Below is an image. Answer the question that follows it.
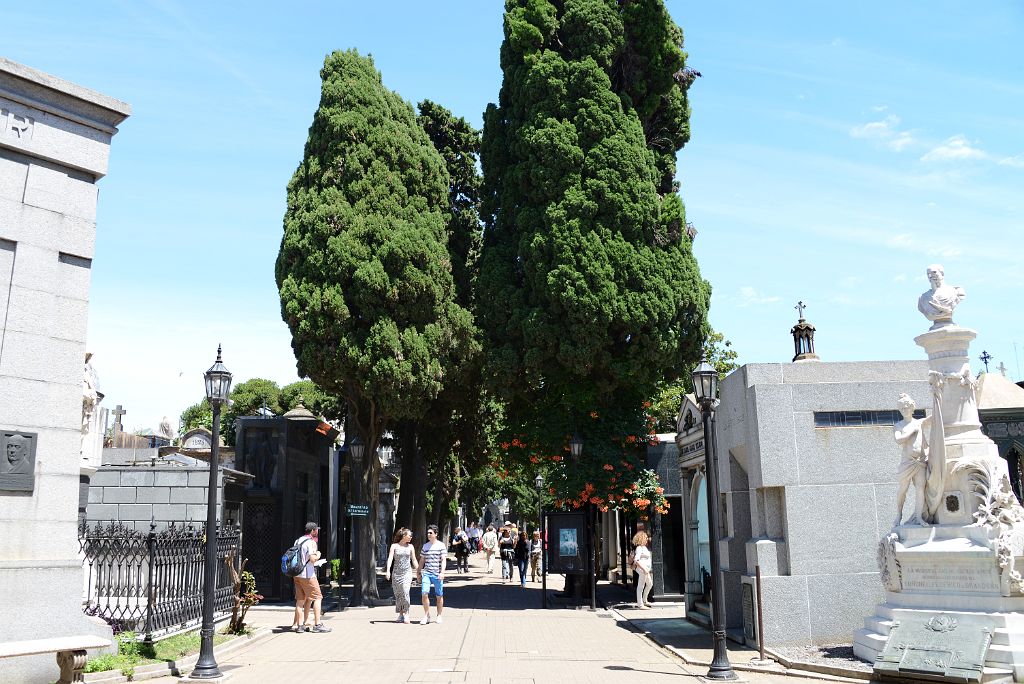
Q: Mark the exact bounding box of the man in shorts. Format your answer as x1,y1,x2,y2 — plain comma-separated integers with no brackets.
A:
418,525,447,624
291,522,331,633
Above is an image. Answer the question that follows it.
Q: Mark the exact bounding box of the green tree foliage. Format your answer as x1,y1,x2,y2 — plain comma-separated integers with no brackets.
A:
648,329,739,432
222,378,282,444
408,100,489,536
478,0,709,473
180,400,212,433
281,379,346,423
275,50,475,597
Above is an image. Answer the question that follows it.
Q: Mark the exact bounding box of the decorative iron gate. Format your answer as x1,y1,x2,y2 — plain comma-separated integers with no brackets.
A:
79,521,239,641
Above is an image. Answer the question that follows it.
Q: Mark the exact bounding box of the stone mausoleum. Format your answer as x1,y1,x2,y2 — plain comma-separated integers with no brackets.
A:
712,360,931,647
0,58,130,683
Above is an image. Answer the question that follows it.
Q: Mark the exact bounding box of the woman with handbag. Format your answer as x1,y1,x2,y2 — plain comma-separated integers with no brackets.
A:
631,531,654,609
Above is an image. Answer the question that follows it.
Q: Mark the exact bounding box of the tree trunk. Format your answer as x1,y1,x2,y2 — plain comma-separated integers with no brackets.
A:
412,438,427,559
393,420,417,539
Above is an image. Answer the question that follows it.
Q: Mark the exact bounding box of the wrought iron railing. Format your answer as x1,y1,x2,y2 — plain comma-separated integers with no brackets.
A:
79,520,240,641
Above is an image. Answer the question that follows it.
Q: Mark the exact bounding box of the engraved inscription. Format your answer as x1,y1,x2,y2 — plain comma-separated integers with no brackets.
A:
901,561,999,593
1,108,34,141
946,494,961,512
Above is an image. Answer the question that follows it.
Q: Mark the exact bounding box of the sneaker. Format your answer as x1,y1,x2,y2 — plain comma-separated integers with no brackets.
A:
397,614,405,623
312,623,332,633
435,615,443,624
291,625,303,633
419,615,430,625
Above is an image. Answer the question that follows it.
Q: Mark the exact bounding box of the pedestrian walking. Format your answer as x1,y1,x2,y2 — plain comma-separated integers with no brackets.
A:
385,527,419,623
514,531,529,588
289,522,331,633
631,531,654,609
498,527,515,582
468,522,482,553
450,526,469,573
418,525,447,624
481,524,498,573
529,530,543,582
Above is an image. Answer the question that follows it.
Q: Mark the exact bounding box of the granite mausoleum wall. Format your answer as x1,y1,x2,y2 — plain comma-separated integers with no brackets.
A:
714,360,931,646
0,57,130,684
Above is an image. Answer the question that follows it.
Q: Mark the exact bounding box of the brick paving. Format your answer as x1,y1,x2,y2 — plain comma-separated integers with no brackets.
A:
146,553,843,684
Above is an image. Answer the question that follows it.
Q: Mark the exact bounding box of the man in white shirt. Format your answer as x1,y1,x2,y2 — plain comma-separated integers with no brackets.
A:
291,522,332,633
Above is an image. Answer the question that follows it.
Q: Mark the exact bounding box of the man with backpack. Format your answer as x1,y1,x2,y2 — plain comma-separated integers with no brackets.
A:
288,522,331,633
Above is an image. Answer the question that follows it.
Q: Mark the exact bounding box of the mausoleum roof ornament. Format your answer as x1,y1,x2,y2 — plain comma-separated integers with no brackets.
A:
791,300,819,362
284,401,317,420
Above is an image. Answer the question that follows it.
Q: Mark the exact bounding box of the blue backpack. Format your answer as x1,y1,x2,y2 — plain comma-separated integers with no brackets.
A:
281,538,309,577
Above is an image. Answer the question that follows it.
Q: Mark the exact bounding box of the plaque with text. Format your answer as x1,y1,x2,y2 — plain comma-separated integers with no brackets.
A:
0,431,37,492
346,504,370,517
874,614,990,683
742,582,756,642
546,512,586,575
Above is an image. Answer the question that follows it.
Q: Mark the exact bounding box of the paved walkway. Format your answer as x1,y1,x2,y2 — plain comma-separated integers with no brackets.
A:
152,553,842,684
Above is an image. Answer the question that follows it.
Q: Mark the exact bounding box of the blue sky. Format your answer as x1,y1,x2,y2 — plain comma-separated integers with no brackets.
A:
4,1,1021,432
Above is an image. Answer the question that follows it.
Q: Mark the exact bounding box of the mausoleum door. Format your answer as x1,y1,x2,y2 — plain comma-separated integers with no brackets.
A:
694,480,710,578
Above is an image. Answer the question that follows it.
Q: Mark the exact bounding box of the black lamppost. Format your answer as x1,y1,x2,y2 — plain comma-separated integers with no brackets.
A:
567,434,596,610
534,473,544,528
191,345,232,680
692,359,737,680
348,434,365,608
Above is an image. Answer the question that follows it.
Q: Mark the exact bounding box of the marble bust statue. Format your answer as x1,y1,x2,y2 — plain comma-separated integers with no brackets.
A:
917,264,965,329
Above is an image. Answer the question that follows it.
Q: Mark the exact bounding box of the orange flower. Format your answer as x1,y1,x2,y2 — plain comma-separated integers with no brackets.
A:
551,455,562,462
603,464,614,471
511,438,521,447
529,456,540,464
500,442,510,450
625,435,636,443
655,487,664,494
590,411,599,419
642,400,651,409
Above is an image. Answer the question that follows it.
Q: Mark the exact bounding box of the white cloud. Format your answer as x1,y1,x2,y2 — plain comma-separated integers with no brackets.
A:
871,105,889,113
737,286,781,307
920,135,987,162
998,155,1024,168
850,115,900,140
850,115,916,152
893,274,908,283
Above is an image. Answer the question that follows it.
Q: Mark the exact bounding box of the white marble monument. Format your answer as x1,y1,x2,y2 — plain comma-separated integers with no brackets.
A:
854,265,1024,681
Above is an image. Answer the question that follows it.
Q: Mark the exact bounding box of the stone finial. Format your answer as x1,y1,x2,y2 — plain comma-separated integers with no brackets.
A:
791,301,819,362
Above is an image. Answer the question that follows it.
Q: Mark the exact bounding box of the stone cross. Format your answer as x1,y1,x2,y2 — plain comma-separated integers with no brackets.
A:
795,300,807,320
998,361,1009,378
111,405,126,439
980,350,993,373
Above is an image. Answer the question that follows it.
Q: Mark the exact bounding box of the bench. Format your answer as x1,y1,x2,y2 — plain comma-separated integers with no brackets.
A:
0,635,111,683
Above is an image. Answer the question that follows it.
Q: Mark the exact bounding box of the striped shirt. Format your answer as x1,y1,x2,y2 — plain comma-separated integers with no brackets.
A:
421,541,446,575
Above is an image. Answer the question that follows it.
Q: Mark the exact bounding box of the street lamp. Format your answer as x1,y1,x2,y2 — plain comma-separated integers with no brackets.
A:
692,358,737,680
191,345,232,680
348,435,365,608
568,433,596,611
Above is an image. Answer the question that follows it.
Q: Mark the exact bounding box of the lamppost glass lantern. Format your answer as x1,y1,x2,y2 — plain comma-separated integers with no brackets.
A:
691,359,717,407
204,345,233,406
569,433,583,462
534,473,544,490
349,435,365,466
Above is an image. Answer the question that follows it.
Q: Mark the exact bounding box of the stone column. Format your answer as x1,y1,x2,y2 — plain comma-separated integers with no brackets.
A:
0,58,129,684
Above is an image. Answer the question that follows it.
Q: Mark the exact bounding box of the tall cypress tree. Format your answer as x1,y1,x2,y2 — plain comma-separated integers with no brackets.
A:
276,50,473,598
478,0,709,460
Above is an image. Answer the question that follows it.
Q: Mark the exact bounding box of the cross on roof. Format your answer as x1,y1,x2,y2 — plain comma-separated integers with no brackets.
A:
980,350,994,373
795,300,807,320
997,361,1009,377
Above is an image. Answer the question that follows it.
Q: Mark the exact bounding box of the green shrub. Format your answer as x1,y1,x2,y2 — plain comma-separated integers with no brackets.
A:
330,558,341,582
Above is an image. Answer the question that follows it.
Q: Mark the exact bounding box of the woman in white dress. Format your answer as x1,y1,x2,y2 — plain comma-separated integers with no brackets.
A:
385,527,419,623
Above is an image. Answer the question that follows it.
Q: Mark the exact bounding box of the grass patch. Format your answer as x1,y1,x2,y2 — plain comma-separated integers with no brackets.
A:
84,629,238,678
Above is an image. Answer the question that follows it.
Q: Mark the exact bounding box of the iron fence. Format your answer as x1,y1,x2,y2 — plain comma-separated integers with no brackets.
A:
79,520,240,641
